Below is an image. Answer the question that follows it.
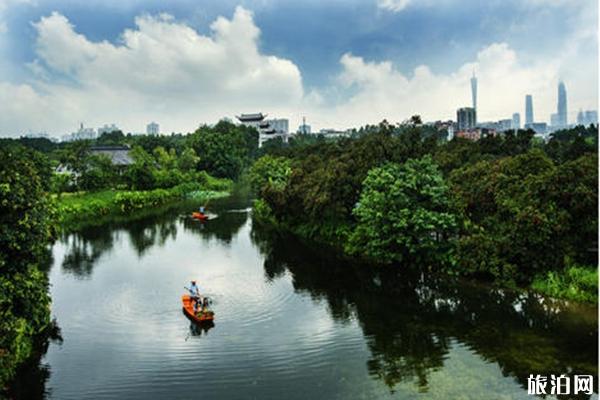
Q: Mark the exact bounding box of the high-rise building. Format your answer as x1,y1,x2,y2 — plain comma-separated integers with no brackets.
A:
512,113,520,130
557,81,567,128
577,110,585,125
529,122,548,136
298,116,311,134
498,119,512,132
146,122,159,135
525,95,534,127
297,124,311,134
457,107,476,131
264,119,289,134
98,123,119,135
578,110,598,126
585,110,598,125
470,72,477,116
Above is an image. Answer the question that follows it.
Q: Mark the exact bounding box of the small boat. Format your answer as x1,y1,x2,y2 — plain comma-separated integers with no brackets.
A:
181,295,215,322
192,212,209,221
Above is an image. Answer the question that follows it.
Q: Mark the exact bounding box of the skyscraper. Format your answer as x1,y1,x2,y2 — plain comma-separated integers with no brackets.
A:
457,107,476,131
512,113,520,130
525,95,533,126
470,72,477,116
557,81,567,128
146,122,159,135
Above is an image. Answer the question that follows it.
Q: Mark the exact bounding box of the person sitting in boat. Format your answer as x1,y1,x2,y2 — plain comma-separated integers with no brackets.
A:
188,280,202,312
198,206,205,215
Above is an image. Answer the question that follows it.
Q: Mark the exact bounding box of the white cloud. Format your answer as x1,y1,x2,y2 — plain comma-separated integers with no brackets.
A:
0,3,596,136
304,39,596,129
377,0,412,12
0,6,304,136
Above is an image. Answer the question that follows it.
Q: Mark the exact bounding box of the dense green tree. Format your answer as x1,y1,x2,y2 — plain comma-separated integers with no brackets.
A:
451,150,597,282
252,123,597,286
125,146,157,190
0,145,54,386
96,130,125,145
177,148,200,173
347,156,457,264
79,154,117,191
249,155,292,194
187,122,258,179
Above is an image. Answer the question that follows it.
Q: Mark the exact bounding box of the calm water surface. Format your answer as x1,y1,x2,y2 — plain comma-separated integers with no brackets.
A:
13,194,598,399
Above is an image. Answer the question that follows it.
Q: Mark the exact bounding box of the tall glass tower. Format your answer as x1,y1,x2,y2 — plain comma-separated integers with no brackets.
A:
525,95,534,126
470,72,477,118
557,81,567,127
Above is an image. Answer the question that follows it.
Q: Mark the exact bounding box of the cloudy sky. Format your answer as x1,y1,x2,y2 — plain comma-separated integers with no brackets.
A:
0,0,596,136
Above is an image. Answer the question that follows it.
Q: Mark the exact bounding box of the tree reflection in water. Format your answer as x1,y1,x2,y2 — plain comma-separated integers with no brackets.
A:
60,199,248,279
181,209,248,245
6,321,62,399
250,223,598,397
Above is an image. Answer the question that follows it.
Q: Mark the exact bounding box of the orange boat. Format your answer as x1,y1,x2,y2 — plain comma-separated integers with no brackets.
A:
181,295,215,322
192,212,209,221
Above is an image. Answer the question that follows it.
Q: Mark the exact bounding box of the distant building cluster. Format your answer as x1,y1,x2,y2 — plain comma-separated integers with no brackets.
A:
61,123,98,142
576,110,598,127
453,75,597,141
28,73,597,146
98,124,119,135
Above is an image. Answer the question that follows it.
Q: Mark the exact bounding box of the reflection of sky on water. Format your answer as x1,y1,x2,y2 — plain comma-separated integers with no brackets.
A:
31,196,598,400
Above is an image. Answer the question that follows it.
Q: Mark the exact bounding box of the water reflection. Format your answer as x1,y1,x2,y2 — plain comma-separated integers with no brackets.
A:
6,321,62,399
186,320,215,337
181,210,248,244
60,200,248,278
250,223,598,397
11,193,597,399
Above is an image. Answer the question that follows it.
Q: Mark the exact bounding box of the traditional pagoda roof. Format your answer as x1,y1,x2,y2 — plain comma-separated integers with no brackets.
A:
237,113,267,122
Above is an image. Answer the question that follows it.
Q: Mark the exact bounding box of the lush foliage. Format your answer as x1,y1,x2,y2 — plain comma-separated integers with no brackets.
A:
451,150,597,282
56,182,231,229
0,120,258,195
531,265,598,303
347,157,457,265
251,122,598,299
0,145,54,386
187,120,258,180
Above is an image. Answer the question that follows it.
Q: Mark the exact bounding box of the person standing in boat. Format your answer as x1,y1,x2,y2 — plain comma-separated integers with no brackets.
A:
188,280,202,312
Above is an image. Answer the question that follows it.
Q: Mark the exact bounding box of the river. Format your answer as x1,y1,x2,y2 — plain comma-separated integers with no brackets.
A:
11,193,598,399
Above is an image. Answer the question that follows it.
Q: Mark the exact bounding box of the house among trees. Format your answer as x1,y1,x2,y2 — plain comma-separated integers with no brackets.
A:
90,145,133,166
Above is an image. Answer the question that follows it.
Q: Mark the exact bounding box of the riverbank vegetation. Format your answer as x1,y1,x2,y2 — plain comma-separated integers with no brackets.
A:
531,265,598,303
0,121,257,389
0,146,55,388
56,183,230,229
250,122,598,301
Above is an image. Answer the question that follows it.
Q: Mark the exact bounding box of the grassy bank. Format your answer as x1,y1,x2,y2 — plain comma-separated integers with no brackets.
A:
531,265,598,303
57,180,231,230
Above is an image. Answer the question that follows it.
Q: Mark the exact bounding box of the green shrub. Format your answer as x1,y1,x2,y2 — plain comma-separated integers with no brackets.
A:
531,265,598,302
56,178,231,229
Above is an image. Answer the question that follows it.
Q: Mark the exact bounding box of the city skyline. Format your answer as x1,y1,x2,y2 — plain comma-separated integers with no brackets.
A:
0,0,597,137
